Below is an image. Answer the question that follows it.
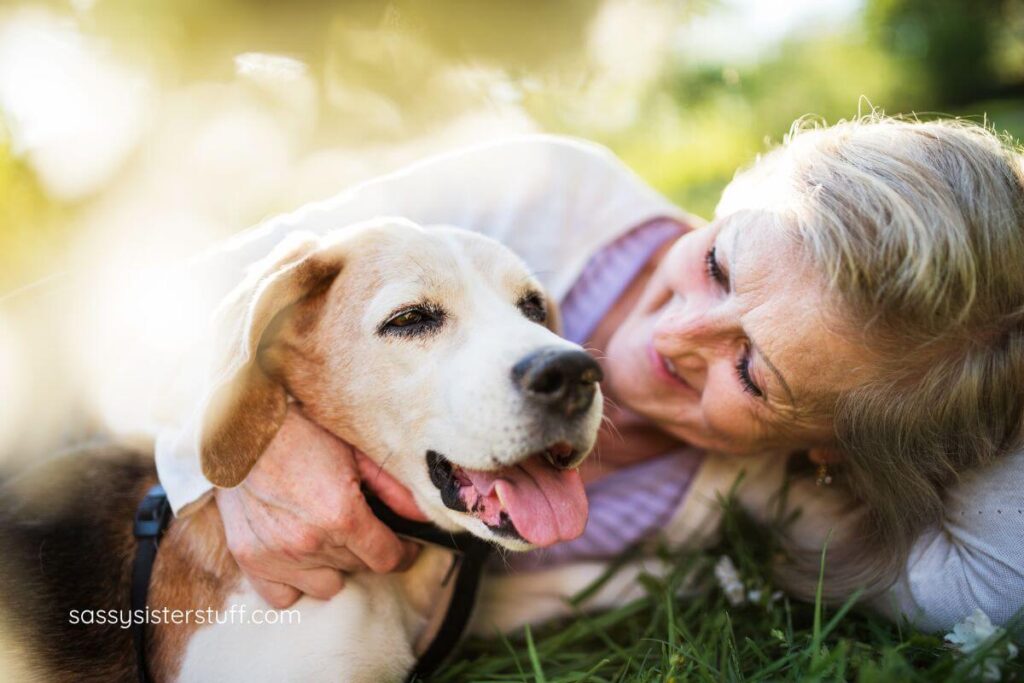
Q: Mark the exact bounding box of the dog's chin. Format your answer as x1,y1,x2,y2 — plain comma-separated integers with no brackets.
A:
464,521,537,552
427,508,538,551
424,446,589,550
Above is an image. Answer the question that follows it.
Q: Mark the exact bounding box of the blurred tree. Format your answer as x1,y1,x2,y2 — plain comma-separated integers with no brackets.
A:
866,0,1024,105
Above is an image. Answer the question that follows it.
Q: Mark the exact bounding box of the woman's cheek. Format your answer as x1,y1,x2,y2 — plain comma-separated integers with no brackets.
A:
664,249,703,292
603,324,650,398
698,379,759,453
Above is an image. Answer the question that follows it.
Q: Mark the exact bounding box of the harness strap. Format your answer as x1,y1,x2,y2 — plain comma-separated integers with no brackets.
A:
363,495,493,680
130,484,172,683
130,486,491,683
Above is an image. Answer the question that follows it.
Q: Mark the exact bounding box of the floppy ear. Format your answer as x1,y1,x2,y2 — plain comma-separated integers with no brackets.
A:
198,232,343,487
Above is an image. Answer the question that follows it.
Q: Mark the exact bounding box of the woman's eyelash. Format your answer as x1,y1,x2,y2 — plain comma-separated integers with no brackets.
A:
705,245,757,397
735,354,763,398
705,246,726,286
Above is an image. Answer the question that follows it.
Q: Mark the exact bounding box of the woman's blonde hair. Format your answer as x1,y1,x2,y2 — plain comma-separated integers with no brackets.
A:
718,114,1024,601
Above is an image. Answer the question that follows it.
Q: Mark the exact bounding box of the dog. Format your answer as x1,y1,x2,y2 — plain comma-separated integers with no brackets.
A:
0,218,604,682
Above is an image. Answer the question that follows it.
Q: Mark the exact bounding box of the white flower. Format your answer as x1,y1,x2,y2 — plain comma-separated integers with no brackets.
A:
945,609,1019,682
714,556,746,606
946,609,999,654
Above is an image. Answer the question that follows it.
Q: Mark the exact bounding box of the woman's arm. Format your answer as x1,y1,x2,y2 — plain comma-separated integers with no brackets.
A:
871,449,1024,632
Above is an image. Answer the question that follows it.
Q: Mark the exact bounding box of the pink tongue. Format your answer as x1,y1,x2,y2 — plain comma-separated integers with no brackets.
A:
463,457,588,547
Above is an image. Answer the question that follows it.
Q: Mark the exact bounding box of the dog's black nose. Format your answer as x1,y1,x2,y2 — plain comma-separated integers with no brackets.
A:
512,347,603,418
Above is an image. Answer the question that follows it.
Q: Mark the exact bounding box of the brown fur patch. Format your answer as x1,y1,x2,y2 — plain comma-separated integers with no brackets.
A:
0,448,158,682
201,369,288,487
147,501,239,681
0,446,241,682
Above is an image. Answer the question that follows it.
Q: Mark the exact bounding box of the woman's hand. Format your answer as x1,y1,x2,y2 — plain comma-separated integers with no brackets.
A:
214,405,427,608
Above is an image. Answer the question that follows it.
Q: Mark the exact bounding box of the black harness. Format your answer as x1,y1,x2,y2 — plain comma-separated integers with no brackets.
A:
130,484,492,683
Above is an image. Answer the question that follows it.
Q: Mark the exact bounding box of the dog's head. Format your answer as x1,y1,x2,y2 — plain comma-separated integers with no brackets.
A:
198,218,603,550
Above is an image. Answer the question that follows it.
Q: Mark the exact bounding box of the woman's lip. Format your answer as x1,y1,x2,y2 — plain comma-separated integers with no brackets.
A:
647,343,697,394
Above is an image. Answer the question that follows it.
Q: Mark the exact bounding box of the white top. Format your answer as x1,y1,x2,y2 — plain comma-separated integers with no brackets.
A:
152,135,1024,632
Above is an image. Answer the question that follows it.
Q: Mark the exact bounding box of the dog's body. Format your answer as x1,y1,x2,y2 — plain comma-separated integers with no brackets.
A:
0,219,607,682
0,448,462,682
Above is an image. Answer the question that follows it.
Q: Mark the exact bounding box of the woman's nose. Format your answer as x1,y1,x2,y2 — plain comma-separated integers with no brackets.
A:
653,295,737,350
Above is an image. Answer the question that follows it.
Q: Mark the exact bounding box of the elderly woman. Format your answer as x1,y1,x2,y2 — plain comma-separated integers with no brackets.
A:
155,116,1024,633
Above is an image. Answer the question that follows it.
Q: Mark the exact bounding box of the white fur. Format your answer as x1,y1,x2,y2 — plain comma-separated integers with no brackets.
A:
179,548,454,682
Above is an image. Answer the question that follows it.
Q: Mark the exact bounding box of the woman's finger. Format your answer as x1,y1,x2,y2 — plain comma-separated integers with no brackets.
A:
341,497,418,573
275,566,345,601
315,545,372,574
248,576,302,609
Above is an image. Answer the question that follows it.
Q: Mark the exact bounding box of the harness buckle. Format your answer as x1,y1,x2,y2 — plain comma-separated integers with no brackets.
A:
133,484,171,540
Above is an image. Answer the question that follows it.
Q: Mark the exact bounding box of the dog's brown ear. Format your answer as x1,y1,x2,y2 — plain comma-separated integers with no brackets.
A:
198,232,342,487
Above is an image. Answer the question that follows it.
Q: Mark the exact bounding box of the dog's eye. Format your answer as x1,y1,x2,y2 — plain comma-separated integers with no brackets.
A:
378,305,445,337
389,310,426,327
517,292,547,324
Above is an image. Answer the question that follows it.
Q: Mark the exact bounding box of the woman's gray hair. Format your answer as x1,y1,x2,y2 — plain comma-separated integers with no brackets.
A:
718,115,1024,601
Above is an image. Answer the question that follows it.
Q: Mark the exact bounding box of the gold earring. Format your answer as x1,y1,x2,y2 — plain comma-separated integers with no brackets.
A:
816,462,833,487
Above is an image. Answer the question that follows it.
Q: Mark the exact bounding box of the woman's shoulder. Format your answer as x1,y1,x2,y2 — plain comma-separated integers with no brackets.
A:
908,448,1023,569
369,133,632,191
945,448,1024,519
881,448,1024,631
431,133,625,167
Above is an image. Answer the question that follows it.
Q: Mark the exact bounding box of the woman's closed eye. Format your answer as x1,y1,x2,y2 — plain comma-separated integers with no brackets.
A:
735,352,763,398
705,246,727,288
705,245,765,399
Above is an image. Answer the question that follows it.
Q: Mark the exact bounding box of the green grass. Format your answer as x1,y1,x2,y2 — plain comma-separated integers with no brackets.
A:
428,504,1023,682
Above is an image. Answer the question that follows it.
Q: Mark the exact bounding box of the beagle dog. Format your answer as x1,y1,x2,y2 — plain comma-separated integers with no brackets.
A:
0,218,604,682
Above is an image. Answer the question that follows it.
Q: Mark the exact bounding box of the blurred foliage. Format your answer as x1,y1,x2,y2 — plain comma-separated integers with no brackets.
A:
2,0,1024,291
866,0,1024,106
85,0,602,73
589,31,915,218
0,124,64,294
583,0,1024,218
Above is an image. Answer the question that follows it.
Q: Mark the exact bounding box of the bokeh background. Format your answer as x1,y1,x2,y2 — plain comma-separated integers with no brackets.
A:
1,0,1023,462
2,3,1023,678
3,0,1024,294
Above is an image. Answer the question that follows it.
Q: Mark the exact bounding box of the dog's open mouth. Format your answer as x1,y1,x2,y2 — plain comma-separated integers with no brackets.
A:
426,445,588,547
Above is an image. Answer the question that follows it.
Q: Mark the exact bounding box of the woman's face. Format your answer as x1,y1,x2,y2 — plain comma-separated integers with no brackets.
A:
604,213,869,456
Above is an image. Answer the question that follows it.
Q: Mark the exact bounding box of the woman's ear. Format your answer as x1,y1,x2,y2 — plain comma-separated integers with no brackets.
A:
807,446,843,465
198,232,343,488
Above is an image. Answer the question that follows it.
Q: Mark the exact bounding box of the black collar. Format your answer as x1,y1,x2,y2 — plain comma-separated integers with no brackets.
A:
131,484,491,683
